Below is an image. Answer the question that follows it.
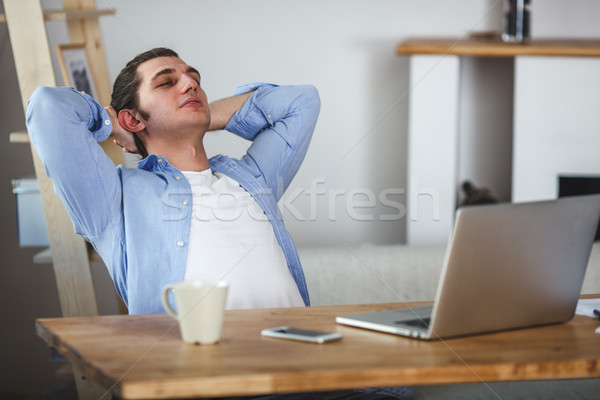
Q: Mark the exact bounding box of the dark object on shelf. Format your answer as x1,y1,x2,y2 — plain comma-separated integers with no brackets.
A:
502,0,531,43
461,181,499,206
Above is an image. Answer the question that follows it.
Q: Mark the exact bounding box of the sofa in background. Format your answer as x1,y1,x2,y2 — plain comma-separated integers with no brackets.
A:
299,242,600,306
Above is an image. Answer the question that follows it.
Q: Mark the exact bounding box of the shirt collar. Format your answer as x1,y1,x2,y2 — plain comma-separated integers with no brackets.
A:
138,154,168,171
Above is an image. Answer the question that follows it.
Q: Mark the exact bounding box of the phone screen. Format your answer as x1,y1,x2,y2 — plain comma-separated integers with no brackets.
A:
273,327,329,337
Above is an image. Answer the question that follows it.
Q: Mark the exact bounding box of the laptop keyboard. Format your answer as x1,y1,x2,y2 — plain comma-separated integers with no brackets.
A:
396,317,431,329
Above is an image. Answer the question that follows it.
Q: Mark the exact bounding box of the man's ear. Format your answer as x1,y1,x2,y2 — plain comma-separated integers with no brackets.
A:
117,109,146,133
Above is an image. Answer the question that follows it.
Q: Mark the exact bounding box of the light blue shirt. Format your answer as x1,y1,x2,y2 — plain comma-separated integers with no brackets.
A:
26,83,320,314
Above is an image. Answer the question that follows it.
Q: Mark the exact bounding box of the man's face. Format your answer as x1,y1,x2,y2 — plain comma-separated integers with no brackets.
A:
135,56,210,139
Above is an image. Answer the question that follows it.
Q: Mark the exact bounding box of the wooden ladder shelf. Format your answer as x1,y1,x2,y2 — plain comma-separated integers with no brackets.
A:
2,0,123,318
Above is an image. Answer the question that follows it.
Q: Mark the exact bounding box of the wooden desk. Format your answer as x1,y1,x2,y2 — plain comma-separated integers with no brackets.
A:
37,302,600,399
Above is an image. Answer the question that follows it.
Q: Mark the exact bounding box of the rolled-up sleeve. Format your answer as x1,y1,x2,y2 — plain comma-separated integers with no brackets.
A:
225,84,320,200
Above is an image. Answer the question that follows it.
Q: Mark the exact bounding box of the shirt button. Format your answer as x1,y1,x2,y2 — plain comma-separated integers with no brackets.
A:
175,176,181,181
182,199,188,206
157,158,163,164
177,241,184,247
104,119,111,126
267,114,272,119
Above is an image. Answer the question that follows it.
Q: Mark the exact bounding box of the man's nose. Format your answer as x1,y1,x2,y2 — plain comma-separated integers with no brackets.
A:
181,75,199,94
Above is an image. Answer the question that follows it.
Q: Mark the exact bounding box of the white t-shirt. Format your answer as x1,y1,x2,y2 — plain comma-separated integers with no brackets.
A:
182,169,304,310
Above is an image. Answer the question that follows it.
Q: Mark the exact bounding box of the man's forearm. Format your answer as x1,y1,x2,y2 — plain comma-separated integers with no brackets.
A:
207,91,254,131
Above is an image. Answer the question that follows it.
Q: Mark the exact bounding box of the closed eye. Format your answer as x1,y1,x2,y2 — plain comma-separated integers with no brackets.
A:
157,80,174,88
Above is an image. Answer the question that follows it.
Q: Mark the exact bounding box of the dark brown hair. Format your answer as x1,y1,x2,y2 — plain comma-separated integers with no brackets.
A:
110,47,180,158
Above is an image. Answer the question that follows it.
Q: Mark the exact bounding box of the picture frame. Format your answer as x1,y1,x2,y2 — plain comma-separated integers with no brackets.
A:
56,43,98,100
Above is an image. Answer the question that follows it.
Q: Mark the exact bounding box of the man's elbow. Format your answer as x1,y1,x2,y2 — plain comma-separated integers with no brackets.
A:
27,86,65,127
294,85,321,123
27,86,56,140
300,84,321,111
28,86,62,113
27,86,89,138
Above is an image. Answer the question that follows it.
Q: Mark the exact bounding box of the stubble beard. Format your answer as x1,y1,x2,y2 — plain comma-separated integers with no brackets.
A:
137,106,210,143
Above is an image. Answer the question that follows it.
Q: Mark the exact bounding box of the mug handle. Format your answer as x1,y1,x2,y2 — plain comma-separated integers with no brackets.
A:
161,284,178,318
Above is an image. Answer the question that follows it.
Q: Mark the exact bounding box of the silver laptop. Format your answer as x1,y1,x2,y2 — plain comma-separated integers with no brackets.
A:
336,195,600,340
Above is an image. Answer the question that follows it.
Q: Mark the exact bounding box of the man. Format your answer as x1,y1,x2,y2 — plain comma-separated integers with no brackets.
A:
27,47,413,400
27,48,318,314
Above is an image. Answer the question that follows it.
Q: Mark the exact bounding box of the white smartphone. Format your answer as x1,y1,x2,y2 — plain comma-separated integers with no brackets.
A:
261,326,342,344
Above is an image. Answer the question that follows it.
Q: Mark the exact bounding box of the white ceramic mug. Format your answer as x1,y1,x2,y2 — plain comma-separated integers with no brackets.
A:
161,280,229,345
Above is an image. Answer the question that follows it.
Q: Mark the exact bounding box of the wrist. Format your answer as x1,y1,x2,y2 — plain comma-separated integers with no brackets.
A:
207,91,254,131
207,103,228,131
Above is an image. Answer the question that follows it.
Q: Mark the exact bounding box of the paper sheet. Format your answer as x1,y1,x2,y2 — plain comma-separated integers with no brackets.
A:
575,299,600,333
575,298,600,318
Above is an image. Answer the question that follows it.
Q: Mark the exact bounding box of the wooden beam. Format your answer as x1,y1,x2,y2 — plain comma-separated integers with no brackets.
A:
44,8,115,21
9,131,30,144
0,8,115,23
4,0,99,317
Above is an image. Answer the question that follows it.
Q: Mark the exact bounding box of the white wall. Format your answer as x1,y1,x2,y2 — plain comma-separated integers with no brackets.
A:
41,0,600,247
82,0,505,247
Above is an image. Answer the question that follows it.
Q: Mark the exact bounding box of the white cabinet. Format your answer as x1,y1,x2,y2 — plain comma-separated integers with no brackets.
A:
513,57,600,202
